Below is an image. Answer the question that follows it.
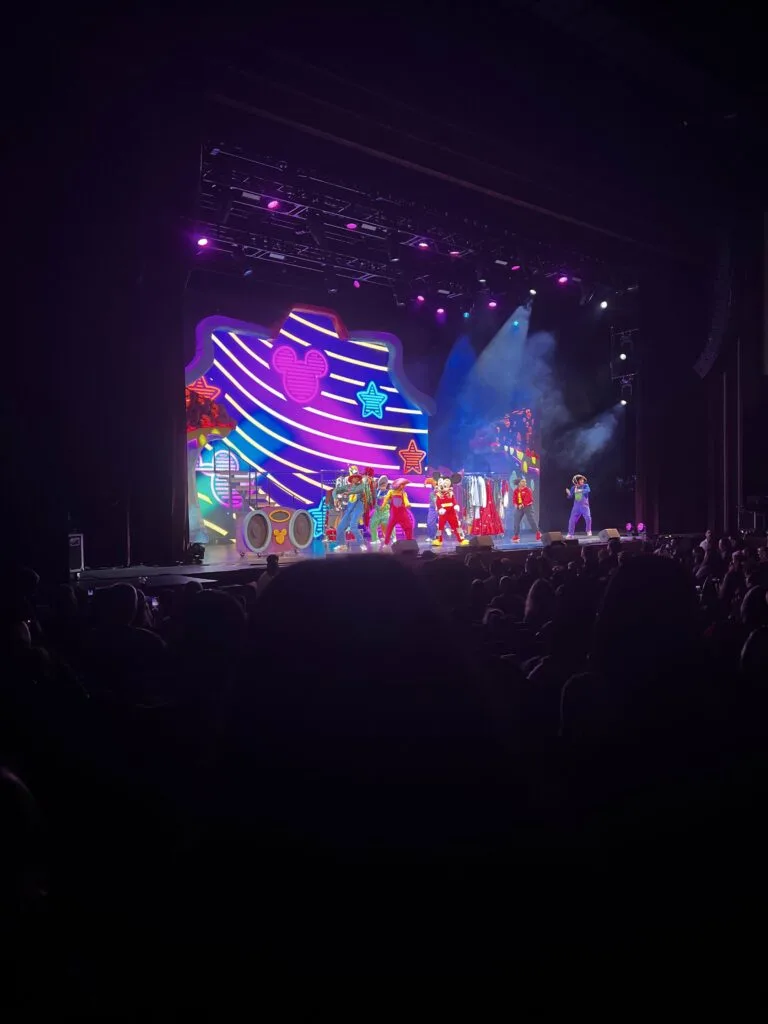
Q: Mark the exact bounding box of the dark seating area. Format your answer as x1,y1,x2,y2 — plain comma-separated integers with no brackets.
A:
3,533,768,1004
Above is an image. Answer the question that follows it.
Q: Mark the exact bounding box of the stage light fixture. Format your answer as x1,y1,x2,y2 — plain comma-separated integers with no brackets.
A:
625,522,633,533
637,522,645,533
346,222,358,230
619,352,627,361
557,275,569,285
600,300,608,309
324,270,339,295
353,280,361,289
463,311,471,319
388,235,401,263
196,237,209,247
418,240,429,249
620,399,628,406
436,307,445,314
513,320,520,327
416,294,425,303
511,264,521,271
529,288,537,296
449,250,461,257
267,199,280,210
488,300,497,309
620,380,632,405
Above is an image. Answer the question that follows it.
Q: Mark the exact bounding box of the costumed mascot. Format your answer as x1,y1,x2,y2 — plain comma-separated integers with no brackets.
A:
381,477,413,545
368,475,391,546
511,475,541,542
428,469,469,547
332,465,370,551
565,474,592,538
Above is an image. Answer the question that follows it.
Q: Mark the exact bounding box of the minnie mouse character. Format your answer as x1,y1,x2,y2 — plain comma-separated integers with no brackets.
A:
427,469,469,547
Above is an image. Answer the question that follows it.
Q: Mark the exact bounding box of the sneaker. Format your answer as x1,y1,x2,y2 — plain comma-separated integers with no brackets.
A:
564,534,572,540
512,535,520,543
431,537,443,546
586,531,593,537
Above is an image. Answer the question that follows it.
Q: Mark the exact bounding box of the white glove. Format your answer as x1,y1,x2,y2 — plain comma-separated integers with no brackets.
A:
438,507,446,516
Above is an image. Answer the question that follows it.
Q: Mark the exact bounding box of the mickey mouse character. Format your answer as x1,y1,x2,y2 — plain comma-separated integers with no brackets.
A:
427,469,469,547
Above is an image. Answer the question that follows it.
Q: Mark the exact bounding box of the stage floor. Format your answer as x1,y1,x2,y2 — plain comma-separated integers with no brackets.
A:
79,533,624,587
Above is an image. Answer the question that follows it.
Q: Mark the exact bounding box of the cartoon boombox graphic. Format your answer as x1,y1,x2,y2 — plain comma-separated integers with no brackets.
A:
238,506,314,556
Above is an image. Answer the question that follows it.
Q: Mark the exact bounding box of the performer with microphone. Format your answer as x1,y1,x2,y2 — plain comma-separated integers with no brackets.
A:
565,474,592,538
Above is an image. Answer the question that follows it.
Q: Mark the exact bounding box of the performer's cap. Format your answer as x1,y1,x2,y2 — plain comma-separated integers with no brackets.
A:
572,474,587,484
392,477,409,490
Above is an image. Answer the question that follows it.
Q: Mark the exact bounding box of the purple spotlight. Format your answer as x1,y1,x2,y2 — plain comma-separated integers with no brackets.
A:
346,222,358,230
418,241,429,249
416,294,425,303
625,522,633,533
511,264,521,271
196,237,209,247
353,280,361,289
488,300,497,309
557,275,569,285
267,199,280,210
436,307,445,315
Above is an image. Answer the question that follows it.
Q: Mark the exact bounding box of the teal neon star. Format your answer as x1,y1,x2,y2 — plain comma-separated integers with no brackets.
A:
356,380,388,419
308,496,327,539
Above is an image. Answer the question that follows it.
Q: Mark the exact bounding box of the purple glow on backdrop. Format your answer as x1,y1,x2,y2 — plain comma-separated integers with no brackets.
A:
196,237,209,247
557,275,569,284
187,308,433,539
346,222,358,230
267,200,280,210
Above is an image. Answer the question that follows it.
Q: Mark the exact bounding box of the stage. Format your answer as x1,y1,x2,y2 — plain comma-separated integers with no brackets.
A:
77,533,637,590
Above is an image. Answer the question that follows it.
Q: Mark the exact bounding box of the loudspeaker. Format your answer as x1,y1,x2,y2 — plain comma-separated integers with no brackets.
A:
541,531,564,546
599,528,621,541
68,533,84,573
391,539,419,555
469,536,494,549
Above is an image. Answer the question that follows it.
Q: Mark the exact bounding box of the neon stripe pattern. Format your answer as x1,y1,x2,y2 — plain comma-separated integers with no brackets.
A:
186,306,431,543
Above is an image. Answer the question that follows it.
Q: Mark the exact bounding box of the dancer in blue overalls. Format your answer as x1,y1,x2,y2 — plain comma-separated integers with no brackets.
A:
332,465,368,551
566,474,592,538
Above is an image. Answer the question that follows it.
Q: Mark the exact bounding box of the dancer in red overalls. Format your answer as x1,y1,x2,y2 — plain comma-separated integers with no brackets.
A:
381,477,413,545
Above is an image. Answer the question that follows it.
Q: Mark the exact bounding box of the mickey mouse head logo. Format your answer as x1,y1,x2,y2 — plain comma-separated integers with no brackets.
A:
272,346,328,404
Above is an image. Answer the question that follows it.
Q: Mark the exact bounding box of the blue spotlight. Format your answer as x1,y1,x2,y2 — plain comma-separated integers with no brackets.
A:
463,311,471,319
512,320,519,327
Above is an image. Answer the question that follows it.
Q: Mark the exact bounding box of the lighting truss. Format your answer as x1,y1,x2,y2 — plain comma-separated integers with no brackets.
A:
192,144,633,301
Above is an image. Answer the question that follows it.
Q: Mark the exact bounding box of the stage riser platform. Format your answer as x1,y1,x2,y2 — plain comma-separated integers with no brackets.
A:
77,537,642,591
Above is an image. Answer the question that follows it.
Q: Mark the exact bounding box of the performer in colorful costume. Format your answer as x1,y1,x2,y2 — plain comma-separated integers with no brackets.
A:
511,476,541,542
368,475,391,546
565,474,592,537
428,470,469,546
332,465,370,550
381,477,413,545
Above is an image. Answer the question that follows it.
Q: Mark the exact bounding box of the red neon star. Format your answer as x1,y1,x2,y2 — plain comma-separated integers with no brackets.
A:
187,376,221,401
398,439,426,474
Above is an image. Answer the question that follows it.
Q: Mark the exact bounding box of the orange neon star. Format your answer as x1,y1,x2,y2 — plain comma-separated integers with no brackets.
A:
187,376,221,401
398,439,426,474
